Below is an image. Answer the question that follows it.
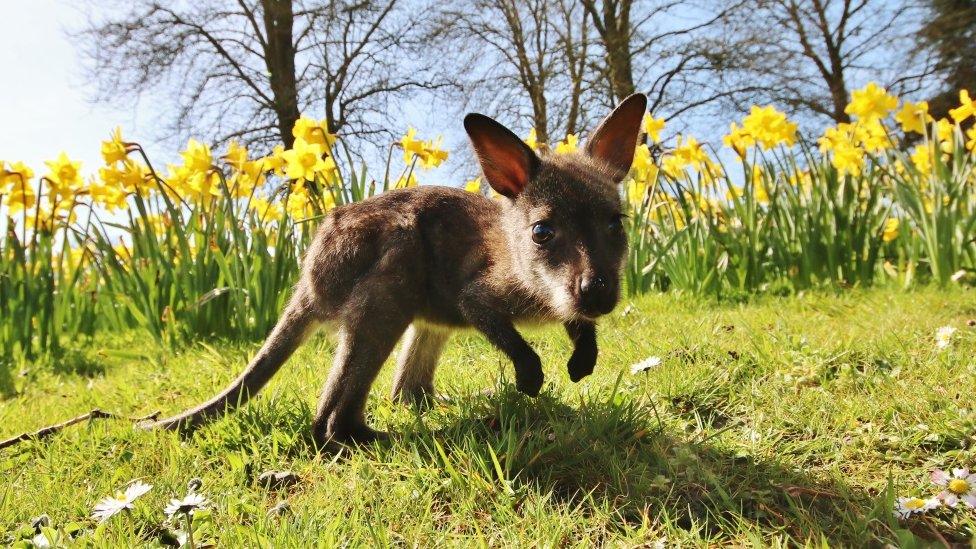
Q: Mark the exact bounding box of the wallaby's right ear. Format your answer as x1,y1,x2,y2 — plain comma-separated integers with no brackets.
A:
464,113,540,199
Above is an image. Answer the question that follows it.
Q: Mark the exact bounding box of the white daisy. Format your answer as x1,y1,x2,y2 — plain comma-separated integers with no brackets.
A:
935,326,957,349
164,492,210,517
931,468,976,508
91,481,153,522
630,356,662,375
893,495,940,519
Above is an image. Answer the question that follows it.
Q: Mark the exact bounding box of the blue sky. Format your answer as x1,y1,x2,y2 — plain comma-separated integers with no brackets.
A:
0,1,462,187
0,1,163,177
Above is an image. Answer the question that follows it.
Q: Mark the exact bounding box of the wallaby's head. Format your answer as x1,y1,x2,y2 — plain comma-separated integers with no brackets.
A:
464,94,647,320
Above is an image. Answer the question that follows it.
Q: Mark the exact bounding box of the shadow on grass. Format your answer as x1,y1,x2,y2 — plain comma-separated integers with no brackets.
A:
181,383,915,545
404,384,895,546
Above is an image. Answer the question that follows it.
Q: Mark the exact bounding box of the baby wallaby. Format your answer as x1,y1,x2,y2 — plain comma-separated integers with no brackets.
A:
147,93,648,446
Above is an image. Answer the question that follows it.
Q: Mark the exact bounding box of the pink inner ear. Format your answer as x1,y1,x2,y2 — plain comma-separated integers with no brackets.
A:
586,94,647,177
478,141,530,198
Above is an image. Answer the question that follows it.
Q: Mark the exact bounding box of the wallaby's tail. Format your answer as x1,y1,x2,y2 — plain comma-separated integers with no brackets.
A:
147,291,320,432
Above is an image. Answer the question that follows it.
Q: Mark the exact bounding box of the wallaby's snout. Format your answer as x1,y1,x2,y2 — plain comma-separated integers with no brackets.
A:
575,271,618,318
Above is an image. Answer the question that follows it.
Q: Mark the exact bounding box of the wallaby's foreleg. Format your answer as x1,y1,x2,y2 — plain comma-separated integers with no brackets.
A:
391,324,451,406
565,319,597,382
147,289,322,432
311,290,411,447
460,297,543,396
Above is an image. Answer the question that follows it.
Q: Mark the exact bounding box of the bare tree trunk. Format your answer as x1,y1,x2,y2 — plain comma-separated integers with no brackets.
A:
263,0,301,147
584,0,636,103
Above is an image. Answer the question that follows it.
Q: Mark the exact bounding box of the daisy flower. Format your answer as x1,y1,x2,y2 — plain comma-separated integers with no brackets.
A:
931,468,976,508
164,492,210,517
91,480,153,522
630,356,662,374
935,326,956,349
893,495,940,519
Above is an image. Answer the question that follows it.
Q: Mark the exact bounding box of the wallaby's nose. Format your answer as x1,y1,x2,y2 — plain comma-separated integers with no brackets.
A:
579,275,607,297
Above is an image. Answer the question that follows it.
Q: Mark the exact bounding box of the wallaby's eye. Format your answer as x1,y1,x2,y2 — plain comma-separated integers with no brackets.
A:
531,222,555,244
608,214,626,232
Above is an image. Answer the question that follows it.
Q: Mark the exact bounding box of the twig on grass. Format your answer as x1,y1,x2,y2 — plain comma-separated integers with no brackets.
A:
0,409,160,450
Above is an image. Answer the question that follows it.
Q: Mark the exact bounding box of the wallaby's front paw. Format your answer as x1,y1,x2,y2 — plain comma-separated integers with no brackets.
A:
514,355,544,396
567,346,597,382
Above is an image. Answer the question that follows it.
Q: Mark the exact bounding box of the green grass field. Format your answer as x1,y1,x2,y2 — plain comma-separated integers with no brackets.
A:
2,289,975,546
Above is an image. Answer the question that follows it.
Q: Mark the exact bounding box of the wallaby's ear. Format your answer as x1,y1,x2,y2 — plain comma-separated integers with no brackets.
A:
585,93,648,180
464,113,540,199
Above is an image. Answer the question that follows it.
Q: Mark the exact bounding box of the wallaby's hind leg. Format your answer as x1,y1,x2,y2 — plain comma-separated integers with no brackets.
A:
391,323,451,407
311,290,411,447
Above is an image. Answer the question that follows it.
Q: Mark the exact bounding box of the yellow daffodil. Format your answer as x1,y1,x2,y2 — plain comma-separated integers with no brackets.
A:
292,116,337,149
831,140,865,176
44,152,83,198
180,139,213,175
627,177,648,207
741,105,797,149
420,137,448,168
966,126,976,153
186,171,222,201
224,140,249,171
262,145,287,177
99,165,124,189
936,118,954,154
882,218,899,242
671,136,708,172
630,144,657,181
101,127,128,165
164,164,191,199
860,119,892,153
894,101,932,134
723,123,755,156
949,89,975,123
229,160,266,199
524,128,542,151
819,123,865,176
845,82,898,121
400,128,449,168
643,114,665,144
4,178,37,212
661,154,684,179
88,177,128,211
936,118,953,142
250,197,283,221
2,161,34,192
555,133,579,155
911,144,932,173
401,127,426,160
120,161,150,195
464,178,482,193
282,138,335,182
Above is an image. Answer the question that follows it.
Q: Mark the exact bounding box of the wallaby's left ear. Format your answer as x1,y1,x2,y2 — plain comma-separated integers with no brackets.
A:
585,93,648,180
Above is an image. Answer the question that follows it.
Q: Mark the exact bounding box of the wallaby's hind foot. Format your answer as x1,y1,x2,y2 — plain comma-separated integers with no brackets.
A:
311,279,412,448
314,422,390,453
391,324,451,408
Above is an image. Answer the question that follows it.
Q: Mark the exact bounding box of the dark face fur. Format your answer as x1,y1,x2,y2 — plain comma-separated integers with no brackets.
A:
465,93,647,321
507,154,627,319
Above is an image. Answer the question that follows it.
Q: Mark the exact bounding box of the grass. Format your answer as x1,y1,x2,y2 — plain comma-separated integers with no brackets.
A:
2,289,976,546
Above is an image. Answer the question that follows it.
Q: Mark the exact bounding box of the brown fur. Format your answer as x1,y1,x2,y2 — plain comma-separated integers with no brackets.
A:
147,94,648,447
